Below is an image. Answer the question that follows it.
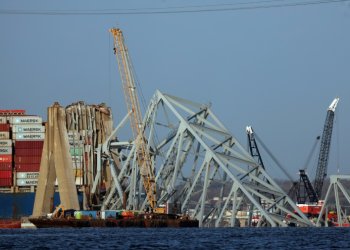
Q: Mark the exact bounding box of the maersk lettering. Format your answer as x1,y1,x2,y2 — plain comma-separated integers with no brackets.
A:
25,180,38,185
0,141,10,146
23,134,41,139
27,173,39,179
16,118,40,123
22,128,42,132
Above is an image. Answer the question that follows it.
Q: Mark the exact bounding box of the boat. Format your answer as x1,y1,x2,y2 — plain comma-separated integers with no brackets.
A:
0,219,21,229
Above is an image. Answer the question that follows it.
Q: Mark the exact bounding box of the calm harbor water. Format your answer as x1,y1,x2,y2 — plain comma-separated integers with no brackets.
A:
0,227,349,249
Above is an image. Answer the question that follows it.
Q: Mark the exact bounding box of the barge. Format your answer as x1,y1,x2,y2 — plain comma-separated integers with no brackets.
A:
29,213,199,228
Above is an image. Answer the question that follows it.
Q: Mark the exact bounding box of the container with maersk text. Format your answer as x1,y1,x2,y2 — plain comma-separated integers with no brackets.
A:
12,133,45,141
0,132,10,140
12,124,45,133
0,147,12,155
16,178,38,186
0,139,12,147
16,172,39,179
9,116,42,124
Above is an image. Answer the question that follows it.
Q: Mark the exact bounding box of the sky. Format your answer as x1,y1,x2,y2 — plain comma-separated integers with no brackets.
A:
0,0,349,180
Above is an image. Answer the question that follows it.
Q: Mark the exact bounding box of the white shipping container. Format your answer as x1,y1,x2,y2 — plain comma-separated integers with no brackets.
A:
16,179,38,186
13,133,45,140
71,155,83,163
9,116,42,124
0,132,10,139
55,177,82,186
0,139,12,147
72,161,83,169
69,140,84,147
0,117,7,124
16,172,39,179
75,177,83,185
12,124,45,133
68,131,80,141
0,147,12,155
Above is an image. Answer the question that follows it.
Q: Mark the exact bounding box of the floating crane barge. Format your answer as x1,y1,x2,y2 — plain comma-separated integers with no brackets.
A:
29,215,198,228
29,209,198,228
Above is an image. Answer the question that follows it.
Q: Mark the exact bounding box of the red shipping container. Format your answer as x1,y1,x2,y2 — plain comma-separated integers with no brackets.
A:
14,140,44,149
0,178,12,187
0,124,10,132
0,110,25,115
15,164,40,172
15,148,43,156
0,170,12,179
0,155,12,163
14,156,41,164
0,163,12,171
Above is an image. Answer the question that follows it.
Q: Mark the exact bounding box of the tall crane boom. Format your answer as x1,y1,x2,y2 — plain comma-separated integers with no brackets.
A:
313,97,339,199
109,28,157,209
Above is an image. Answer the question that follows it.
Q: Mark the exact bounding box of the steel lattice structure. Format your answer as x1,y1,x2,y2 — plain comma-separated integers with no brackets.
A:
316,175,350,227
94,90,313,227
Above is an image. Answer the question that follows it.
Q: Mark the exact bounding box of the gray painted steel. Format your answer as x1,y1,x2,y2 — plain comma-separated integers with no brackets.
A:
98,90,313,227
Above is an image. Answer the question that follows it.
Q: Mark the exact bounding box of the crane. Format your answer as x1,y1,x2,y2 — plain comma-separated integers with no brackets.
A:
296,136,320,204
297,98,339,205
109,28,157,210
246,126,266,171
246,97,339,207
313,97,339,200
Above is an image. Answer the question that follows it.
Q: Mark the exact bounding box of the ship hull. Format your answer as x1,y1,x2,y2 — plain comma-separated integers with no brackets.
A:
0,219,21,228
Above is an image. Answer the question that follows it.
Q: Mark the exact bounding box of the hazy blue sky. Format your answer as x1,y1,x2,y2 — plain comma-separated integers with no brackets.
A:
1,1,349,180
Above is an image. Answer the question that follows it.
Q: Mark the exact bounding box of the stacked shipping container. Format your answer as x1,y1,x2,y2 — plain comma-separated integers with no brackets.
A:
68,131,84,186
0,113,14,187
12,116,44,187
0,110,45,188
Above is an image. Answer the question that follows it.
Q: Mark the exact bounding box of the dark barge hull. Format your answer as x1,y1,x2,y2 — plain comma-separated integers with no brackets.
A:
29,216,199,228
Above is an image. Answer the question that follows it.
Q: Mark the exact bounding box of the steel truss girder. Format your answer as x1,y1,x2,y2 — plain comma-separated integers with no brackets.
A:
316,175,350,227
101,90,312,227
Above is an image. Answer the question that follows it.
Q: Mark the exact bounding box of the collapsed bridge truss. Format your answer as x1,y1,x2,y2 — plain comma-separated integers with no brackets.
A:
94,90,312,227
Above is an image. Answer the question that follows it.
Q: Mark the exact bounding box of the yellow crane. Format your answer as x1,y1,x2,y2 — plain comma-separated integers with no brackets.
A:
109,28,157,210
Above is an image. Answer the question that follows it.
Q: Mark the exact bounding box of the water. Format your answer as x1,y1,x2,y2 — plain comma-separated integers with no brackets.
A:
0,227,349,249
